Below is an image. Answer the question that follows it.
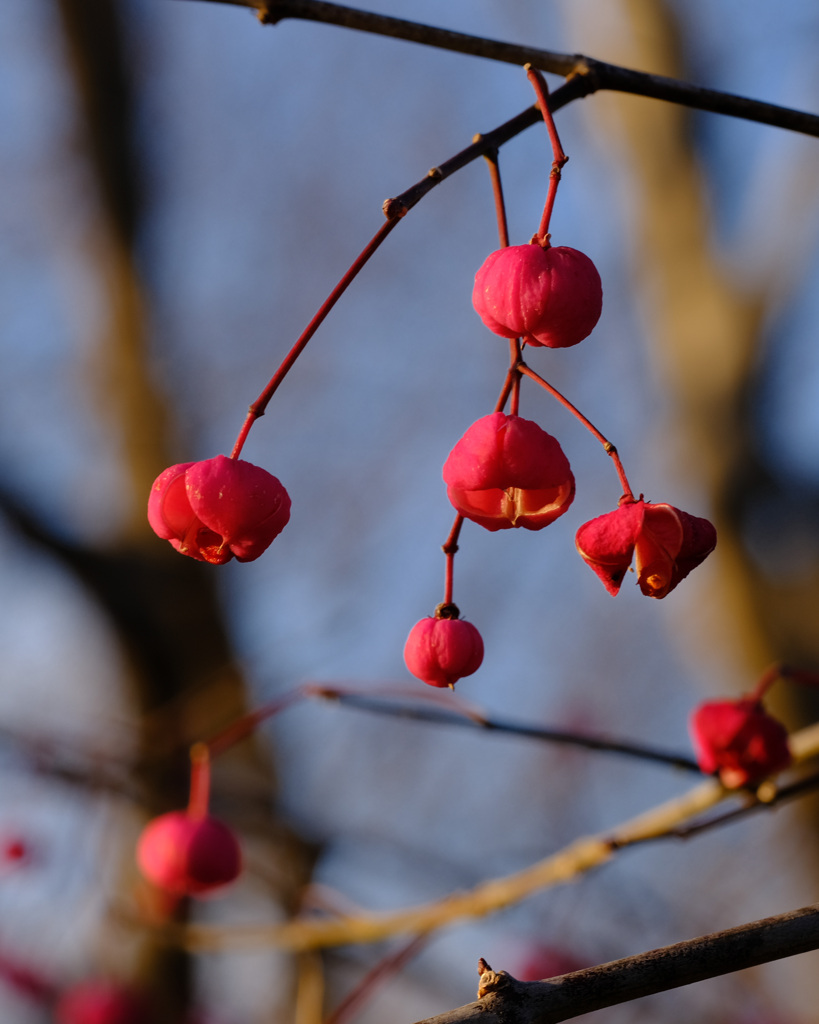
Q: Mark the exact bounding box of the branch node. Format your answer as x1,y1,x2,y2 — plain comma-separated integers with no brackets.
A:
477,965,513,999
257,4,280,25
382,197,408,219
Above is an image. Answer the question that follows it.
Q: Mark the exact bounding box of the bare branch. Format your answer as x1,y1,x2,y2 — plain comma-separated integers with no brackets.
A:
412,903,819,1023
321,691,702,772
158,719,819,952
179,0,819,136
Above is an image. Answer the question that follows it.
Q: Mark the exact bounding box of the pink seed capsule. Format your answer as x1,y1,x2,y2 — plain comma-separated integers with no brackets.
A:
443,412,574,532
136,811,241,896
575,499,716,598
148,455,290,564
404,616,484,689
689,699,791,789
473,243,602,349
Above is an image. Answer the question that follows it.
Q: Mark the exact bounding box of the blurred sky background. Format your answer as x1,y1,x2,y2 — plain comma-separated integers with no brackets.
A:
1,1,819,1022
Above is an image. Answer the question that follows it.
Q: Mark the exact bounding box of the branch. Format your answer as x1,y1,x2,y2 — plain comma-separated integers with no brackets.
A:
181,0,819,137
321,691,701,772
160,721,819,952
412,903,819,1024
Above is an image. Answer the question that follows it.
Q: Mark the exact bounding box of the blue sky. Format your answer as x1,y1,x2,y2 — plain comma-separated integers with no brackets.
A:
0,2,818,1021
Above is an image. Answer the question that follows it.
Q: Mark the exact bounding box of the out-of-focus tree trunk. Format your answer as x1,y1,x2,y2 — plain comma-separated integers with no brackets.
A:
40,1,316,1018
558,0,819,687
558,0,819,1013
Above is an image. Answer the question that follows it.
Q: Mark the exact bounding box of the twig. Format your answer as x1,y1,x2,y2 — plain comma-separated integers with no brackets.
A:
516,362,634,498
525,65,568,243
325,934,429,1024
174,779,721,951
180,0,819,138
412,903,819,1023
322,692,701,772
230,216,400,456
189,681,701,772
636,767,819,845
162,718,819,952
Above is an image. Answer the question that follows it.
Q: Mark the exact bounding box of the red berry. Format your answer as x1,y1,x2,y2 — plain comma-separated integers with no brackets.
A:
689,699,791,788
575,499,716,598
136,811,241,896
148,455,290,564
404,616,484,688
0,836,28,864
55,981,151,1024
516,945,588,982
0,951,53,1002
473,243,602,348
443,412,574,531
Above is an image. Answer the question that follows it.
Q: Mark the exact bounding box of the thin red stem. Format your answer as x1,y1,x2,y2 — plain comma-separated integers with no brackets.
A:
442,514,464,606
517,361,634,499
187,742,211,820
782,665,819,689
324,934,430,1024
749,663,819,704
510,377,520,416
191,681,487,767
493,338,524,415
479,142,510,249
494,366,515,413
481,145,523,415
204,689,306,760
525,64,569,244
749,664,783,703
230,215,402,459
509,340,522,416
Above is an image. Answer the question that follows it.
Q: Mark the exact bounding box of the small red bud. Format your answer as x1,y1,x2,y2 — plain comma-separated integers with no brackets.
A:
136,811,241,896
443,412,574,531
148,455,290,564
473,243,602,349
404,616,484,688
55,981,152,1024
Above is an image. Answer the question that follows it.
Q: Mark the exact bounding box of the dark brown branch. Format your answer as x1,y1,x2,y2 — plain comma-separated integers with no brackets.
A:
180,0,819,137
322,692,702,772
413,903,819,1024
383,78,588,216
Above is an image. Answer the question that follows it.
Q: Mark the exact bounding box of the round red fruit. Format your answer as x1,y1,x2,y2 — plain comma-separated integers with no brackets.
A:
473,243,602,348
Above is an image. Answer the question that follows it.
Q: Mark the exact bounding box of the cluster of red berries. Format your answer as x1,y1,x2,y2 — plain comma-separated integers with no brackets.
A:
402,235,716,689
139,68,723,906
400,69,717,690
145,81,716,702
